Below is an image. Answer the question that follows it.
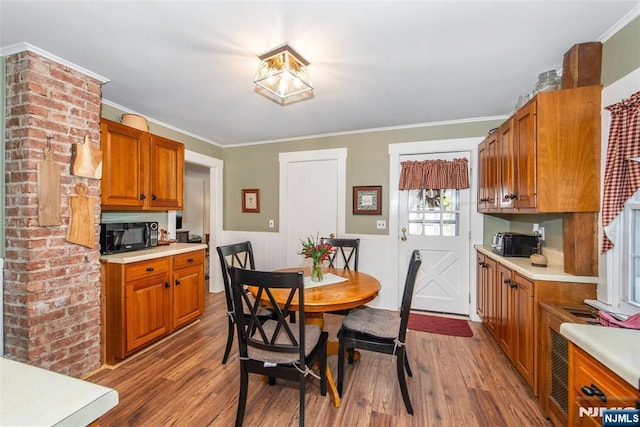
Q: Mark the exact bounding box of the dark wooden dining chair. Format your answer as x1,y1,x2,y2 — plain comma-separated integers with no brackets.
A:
337,249,422,415
216,241,275,365
229,267,328,427
320,237,360,270
321,237,360,316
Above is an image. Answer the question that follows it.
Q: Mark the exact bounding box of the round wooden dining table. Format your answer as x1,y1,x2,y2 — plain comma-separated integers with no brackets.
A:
249,266,381,408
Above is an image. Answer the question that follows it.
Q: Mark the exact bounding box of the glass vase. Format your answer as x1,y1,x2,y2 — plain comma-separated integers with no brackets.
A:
311,259,323,282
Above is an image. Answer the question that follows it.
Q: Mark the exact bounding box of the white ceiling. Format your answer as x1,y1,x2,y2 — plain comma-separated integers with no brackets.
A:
1,1,639,146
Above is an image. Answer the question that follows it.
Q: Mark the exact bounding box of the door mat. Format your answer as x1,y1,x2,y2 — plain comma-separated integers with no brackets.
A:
407,313,473,337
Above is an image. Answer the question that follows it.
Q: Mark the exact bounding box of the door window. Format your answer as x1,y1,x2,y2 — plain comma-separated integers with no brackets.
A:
407,189,460,237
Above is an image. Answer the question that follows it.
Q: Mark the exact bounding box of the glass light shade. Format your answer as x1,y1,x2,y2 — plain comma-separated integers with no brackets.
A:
254,44,313,105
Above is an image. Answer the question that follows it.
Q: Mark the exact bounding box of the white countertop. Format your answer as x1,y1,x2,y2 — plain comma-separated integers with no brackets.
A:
475,245,598,283
560,323,640,390
100,242,207,264
0,358,119,426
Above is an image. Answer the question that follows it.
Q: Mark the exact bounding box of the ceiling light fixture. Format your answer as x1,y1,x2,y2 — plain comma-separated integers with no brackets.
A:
254,43,313,105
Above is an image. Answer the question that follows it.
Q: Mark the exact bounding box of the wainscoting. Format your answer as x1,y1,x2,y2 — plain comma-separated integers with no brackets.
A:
218,231,401,310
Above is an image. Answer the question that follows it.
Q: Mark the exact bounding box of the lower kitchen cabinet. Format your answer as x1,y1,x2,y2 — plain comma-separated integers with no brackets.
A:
172,250,205,329
497,264,535,388
475,249,596,395
103,248,205,364
568,343,640,426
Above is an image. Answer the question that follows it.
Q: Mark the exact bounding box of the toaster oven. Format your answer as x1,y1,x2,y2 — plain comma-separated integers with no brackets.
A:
492,232,539,257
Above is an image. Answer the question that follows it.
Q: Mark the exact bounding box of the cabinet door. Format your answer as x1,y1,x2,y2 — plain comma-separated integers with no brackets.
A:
149,135,184,209
478,133,499,212
498,118,516,211
477,252,499,337
477,141,488,212
513,101,537,210
569,344,640,426
172,263,204,329
513,273,535,389
100,120,149,209
125,273,171,353
476,253,487,318
497,263,515,357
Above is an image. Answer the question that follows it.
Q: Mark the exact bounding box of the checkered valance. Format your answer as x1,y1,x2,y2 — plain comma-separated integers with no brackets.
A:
601,90,640,253
398,158,469,190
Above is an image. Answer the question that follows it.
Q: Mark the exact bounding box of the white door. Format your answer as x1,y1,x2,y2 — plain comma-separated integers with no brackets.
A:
280,149,347,268
398,152,471,315
286,160,338,266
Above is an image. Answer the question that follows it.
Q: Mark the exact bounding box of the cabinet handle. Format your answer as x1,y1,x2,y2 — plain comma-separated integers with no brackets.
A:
580,384,607,403
175,279,181,286
140,194,146,200
503,278,511,285
165,282,170,288
151,194,157,201
510,282,518,289
187,258,194,263
146,267,154,272
590,384,607,403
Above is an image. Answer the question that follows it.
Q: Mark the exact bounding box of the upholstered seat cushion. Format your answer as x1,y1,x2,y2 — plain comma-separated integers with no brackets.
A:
342,306,400,339
248,320,321,364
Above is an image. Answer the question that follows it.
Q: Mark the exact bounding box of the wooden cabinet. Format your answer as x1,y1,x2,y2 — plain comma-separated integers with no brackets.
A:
172,250,205,329
477,131,499,212
100,119,184,211
476,252,498,337
476,85,601,214
124,257,171,353
149,134,184,210
498,118,516,211
103,249,205,364
568,344,640,426
496,265,535,387
475,249,597,395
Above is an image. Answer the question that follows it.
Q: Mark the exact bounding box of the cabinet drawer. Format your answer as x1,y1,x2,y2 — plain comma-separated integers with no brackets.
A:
173,250,204,270
573,348,638,403
125,257,170,282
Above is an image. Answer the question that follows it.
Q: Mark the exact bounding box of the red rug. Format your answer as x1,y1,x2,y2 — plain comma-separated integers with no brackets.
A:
407,313,473,337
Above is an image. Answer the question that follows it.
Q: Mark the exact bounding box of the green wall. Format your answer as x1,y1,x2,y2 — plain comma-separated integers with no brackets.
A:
222,120,503,234
602,16,640,87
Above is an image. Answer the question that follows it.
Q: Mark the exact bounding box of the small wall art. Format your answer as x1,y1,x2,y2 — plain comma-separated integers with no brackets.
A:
242,188,260,213
353,185,382,215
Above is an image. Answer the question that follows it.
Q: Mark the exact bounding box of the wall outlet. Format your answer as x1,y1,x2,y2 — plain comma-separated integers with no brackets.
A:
268,219,274,228
376,220,386,230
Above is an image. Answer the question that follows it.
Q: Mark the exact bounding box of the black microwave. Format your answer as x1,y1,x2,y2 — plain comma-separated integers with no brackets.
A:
100,222,159,255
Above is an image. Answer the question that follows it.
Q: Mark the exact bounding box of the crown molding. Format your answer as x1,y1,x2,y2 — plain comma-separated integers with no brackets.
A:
0,42,109,83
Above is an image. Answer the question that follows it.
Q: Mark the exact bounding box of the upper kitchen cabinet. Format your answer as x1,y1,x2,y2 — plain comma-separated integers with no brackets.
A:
477,131,499,212
100,119,184,211
478,85,601,214
149,134,184,210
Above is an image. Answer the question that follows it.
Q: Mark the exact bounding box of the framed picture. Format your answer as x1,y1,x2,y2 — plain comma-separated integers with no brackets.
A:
242,189,260,213
353,186,382,215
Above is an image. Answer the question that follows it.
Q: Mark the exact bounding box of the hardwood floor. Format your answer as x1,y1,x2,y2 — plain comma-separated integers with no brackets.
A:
87,293,550,426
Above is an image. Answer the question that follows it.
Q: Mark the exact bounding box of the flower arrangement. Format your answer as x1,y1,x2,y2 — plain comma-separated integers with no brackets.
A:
299,234,334,281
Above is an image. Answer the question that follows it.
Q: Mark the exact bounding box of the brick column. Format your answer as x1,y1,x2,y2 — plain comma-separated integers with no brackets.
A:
4,50,103,376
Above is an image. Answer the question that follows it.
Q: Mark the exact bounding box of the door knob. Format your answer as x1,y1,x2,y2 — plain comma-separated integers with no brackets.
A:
401,227,407,241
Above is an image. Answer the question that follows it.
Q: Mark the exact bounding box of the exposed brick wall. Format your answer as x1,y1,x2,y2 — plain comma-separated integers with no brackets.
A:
4,51,103,376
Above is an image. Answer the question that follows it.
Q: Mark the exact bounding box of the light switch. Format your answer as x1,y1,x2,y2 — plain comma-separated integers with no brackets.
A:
268,219,275,228
376,220,386,230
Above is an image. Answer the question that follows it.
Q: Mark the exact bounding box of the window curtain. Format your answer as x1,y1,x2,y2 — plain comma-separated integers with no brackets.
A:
398,158,469,190
601,90,640,253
